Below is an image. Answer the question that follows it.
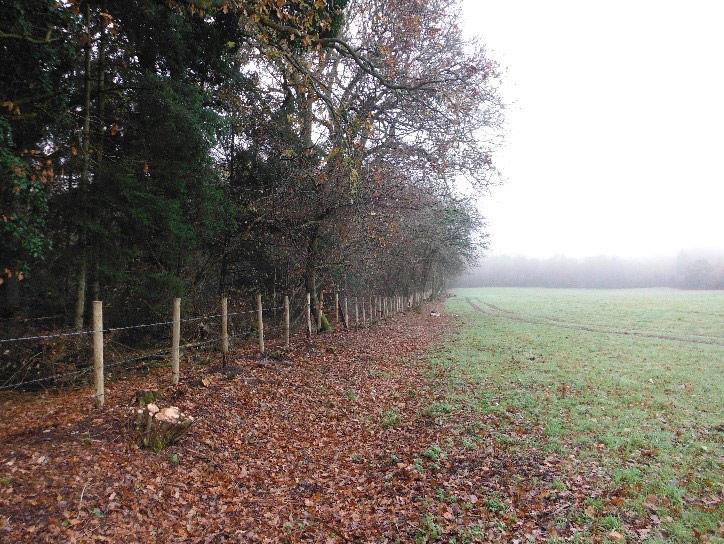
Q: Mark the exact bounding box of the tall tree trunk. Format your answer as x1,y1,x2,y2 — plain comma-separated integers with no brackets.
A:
91,0,106,304
304,230,321,330
74,261,87,330
218,234,229,297
73,0,93,330
5,271,20,313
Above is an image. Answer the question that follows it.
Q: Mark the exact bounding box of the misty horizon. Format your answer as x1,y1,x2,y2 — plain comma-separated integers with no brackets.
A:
458,249,724,289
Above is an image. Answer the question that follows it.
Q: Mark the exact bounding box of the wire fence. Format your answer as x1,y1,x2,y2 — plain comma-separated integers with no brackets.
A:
0,293,422,398
0,309,267,343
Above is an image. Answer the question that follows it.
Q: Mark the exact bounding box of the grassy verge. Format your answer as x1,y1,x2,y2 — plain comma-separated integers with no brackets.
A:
428,288,723,543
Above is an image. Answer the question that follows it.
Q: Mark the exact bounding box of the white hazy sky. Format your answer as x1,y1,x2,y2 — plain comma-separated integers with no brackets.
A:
462,0,724,258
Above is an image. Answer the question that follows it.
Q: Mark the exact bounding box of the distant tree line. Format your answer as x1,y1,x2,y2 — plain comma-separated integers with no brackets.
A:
0,0,500,327
455,251,724,290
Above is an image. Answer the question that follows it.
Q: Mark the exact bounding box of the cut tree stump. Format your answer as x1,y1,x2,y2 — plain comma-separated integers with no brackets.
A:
134,402,194,452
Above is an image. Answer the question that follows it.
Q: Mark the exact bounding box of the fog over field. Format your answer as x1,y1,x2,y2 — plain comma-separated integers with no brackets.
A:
456,250,724,289
462,0,724,284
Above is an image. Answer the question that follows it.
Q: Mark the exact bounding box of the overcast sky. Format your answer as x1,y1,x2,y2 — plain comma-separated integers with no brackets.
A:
462,0,724,259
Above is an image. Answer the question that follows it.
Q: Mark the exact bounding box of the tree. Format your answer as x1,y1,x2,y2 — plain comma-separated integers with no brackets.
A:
0,0,499,333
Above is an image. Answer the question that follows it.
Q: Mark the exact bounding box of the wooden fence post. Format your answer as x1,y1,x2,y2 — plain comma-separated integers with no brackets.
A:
221,296,229,355
256,293,265,354
171,297,180,385
317,292,323,332
284,295,290,347
306,293,312,337
92,300,104,408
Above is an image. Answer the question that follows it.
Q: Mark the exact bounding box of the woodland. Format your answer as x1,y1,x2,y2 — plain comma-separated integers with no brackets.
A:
0,0,500,330
2,5,721,543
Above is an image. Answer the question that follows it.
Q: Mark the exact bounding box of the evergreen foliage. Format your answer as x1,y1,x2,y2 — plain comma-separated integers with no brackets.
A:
0,0,500,328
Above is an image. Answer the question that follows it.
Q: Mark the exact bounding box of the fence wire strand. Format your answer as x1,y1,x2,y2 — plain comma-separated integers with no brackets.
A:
0,297,362,391
0,309,263,344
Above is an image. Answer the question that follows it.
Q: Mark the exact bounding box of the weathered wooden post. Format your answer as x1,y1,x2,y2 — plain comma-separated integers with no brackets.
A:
171,297,180,385
256,293,264,354
221,296,229,354
284,295,290,347
343,296,349,329
317,291,323,332
335,291,340,323
306,293,312,337
92,300,104,408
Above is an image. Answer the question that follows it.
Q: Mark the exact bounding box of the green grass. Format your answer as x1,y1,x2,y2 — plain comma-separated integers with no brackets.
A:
431,287,724,543
381,408,402,428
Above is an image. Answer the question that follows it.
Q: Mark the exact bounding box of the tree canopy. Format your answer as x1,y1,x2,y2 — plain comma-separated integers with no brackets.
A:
0,0,501,326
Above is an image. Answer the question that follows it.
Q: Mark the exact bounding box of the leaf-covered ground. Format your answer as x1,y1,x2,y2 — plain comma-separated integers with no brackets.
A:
1,306,598,543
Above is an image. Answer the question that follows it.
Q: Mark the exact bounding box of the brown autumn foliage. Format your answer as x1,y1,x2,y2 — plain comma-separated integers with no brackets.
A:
0,306,614,543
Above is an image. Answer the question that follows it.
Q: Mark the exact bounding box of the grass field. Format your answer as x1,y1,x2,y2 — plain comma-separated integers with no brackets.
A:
430,288,723,543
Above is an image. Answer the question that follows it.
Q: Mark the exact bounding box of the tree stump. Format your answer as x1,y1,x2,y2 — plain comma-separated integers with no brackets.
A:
134,403,193,452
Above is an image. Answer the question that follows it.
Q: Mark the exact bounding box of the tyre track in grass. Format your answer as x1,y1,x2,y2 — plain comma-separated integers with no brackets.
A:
465,297,724,347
